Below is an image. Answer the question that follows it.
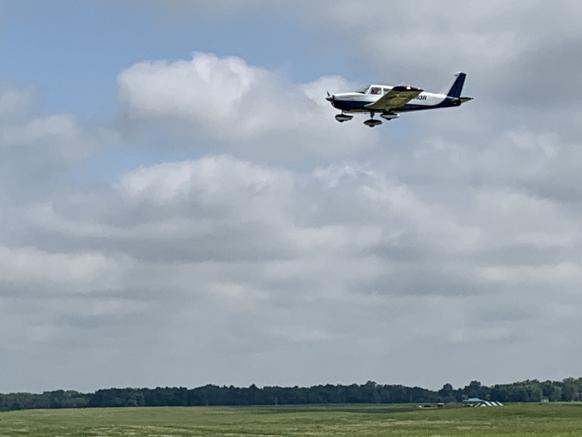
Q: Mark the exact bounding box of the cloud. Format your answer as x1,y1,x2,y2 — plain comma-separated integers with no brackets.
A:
117,52,379,159
0,90,109,203
119,154,293,208
0,88,33,118
0,246,123,294
3,148,579,383
5,138,582,390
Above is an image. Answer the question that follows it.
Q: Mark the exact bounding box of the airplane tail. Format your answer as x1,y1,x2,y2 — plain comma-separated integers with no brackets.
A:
444,72,466,98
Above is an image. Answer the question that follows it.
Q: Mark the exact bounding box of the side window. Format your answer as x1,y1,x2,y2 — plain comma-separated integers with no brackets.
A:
370,87,381,95
383,88,390,95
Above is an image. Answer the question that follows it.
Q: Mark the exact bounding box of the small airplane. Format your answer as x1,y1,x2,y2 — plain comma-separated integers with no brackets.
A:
326,72,473,127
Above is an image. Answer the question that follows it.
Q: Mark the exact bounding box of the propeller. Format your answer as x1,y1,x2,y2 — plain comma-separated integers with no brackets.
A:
325,91,334,102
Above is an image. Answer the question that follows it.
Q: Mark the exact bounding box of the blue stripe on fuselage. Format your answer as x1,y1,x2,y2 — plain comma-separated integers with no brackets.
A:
332,96,460,113
331,99,369,111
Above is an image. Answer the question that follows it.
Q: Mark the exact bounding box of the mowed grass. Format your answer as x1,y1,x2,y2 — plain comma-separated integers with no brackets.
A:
1,403,582,436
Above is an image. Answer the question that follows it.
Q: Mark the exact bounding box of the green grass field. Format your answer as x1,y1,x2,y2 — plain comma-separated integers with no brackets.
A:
1,403,581,436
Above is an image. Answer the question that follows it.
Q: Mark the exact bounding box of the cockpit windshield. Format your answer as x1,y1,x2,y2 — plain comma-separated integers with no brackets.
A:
354,85,370,94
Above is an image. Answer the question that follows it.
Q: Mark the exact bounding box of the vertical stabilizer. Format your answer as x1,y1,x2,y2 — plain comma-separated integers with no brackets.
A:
444,72,466,98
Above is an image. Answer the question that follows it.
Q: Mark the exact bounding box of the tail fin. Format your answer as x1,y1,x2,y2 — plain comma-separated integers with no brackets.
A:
444,72,466,98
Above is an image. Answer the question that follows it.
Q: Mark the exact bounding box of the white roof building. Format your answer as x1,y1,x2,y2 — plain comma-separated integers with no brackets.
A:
463,398,504,407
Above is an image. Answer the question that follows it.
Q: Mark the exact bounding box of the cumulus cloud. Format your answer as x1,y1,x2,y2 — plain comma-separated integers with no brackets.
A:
118,52,378,159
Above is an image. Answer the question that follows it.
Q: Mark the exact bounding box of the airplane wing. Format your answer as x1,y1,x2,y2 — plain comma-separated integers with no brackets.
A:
365,86,423,111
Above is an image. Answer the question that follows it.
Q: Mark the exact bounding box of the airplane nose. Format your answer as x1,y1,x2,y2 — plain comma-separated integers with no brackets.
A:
325,92,334,102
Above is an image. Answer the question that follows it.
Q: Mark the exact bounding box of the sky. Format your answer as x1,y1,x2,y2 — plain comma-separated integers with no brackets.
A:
1,0,582,393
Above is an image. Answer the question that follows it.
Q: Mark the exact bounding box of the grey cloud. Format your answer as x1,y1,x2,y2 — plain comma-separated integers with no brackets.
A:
3,148,576,383
499,35,582,108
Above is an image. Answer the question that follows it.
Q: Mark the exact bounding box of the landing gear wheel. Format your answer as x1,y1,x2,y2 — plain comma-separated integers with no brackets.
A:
364,119,382,127
380,112,399,121
335,113,354,123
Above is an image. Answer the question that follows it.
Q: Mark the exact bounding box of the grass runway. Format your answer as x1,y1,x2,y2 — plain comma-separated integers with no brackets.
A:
1,403,581,436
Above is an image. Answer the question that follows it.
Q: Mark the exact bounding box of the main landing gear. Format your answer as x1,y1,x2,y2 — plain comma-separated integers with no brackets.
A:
364,113,382,127
335,113,353,123
335,112,397,126
381,112,399,121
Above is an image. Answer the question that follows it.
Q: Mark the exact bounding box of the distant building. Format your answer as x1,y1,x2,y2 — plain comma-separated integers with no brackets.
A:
463,397,484,404
463,398,503,407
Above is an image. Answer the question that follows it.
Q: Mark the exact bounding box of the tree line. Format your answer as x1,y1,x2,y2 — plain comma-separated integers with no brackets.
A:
1,378,582,411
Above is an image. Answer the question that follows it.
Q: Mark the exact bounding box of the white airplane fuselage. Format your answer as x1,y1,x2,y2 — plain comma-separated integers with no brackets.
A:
329,88,462,113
